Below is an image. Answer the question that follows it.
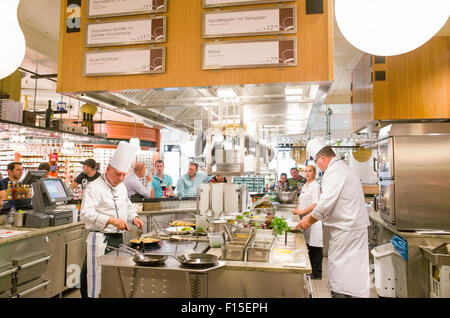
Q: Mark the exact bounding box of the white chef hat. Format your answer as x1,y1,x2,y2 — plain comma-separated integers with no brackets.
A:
306,137,328,159
110,141,139,172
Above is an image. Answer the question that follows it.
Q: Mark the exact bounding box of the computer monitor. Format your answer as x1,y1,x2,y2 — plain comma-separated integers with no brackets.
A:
41,178,72,203
23,170,47,184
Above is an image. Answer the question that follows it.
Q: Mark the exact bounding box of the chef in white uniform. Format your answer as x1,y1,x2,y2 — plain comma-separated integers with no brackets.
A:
80,141,144,298
297,137,370,298
293,164,323,279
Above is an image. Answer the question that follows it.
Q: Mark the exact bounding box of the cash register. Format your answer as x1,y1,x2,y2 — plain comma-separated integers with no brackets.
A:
25,171,75,228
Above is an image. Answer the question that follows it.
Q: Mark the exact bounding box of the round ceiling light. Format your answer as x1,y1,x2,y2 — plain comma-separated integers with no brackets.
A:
0,0,26,79
335,0,450,56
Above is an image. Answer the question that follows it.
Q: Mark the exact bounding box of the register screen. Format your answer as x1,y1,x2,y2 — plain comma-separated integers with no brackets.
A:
43,179,68,200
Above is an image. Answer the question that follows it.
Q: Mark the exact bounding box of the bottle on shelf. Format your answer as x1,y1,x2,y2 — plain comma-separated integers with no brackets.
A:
82,112,87,128
45,100,54,128
6,182,12,200
11,183,16,200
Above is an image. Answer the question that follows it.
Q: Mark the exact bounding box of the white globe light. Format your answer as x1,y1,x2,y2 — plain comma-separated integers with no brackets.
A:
335,0,450,56
0,0,26,79
129,137,141,151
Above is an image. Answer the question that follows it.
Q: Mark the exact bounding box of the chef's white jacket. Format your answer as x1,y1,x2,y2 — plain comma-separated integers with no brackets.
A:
310,157,370,297
298,180,323,247
311,158,369,230
80,174,138,233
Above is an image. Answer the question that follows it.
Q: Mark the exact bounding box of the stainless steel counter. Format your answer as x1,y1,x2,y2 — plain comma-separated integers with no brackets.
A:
0,222,85,246
98,232,311,298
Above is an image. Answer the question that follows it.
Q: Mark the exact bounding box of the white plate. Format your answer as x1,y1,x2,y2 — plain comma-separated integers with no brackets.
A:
163,226,192,235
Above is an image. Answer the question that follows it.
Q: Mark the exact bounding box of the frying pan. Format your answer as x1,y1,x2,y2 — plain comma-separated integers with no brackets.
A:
112,245,218,268
111,245,168,266
132,253,168,266
172,253,219,268
129,238,160,250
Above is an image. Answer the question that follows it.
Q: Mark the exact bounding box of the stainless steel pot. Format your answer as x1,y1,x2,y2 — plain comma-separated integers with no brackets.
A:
276,191,298,203
13,212,27,227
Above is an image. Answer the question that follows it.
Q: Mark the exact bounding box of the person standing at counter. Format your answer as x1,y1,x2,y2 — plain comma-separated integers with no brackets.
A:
71,159,101,190
274,173,290,191
297,137,370,298
123,162,153,198
38,162,51,178
79,141,144,298
1,162,23,189
288,167,307,191
151,160,173,198
176,162,213,197
293,164,323,279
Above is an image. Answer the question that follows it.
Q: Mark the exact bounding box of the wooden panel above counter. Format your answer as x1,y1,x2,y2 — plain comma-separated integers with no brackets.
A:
351,36,450,132
57,0,334,93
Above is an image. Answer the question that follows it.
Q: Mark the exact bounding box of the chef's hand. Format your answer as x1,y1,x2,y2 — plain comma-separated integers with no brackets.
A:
108,217,129,231
146,173,153,182
133,217,144,230
297,214,317,230
293,208,301,215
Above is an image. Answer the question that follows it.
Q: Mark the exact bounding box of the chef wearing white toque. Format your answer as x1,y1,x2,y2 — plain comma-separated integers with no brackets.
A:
298,137,370,298
80,141,144,298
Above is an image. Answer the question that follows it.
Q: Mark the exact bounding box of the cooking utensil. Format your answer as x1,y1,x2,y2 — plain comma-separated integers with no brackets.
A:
132,253,168,266
171,253,219,268
113,245,168,266
129,237,160,249
276,191,298,203
205,183,214,221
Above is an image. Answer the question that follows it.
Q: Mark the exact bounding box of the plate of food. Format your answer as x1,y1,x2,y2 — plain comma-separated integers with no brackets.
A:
169,220,195,227
164,226,193,235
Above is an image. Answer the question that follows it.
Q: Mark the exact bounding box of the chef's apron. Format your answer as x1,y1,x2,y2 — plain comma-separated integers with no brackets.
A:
327,227,370,297
298,182,323,247
86,232,107,298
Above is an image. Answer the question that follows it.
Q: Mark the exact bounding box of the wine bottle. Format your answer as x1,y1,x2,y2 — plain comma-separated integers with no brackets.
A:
82,112,87,127
45,100,54,128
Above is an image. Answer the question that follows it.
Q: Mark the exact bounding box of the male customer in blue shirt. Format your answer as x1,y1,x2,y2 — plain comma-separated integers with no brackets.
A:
151,160,173,198
177,162,226,197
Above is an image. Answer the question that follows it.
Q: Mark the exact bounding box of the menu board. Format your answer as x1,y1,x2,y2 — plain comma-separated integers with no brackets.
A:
86,0,167,18
85,17,166,47
202,38,296,70
83,47,165,76
203,0,294,8
203,6,296,38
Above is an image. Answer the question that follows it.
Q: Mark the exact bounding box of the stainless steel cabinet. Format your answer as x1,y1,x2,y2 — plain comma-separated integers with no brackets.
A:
64,227,87,290
0,223,86,298
45,230,65,297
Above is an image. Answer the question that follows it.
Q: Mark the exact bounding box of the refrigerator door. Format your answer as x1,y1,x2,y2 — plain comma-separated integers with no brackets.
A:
393,135,450,230
378,137,394,179
379,179,395,224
